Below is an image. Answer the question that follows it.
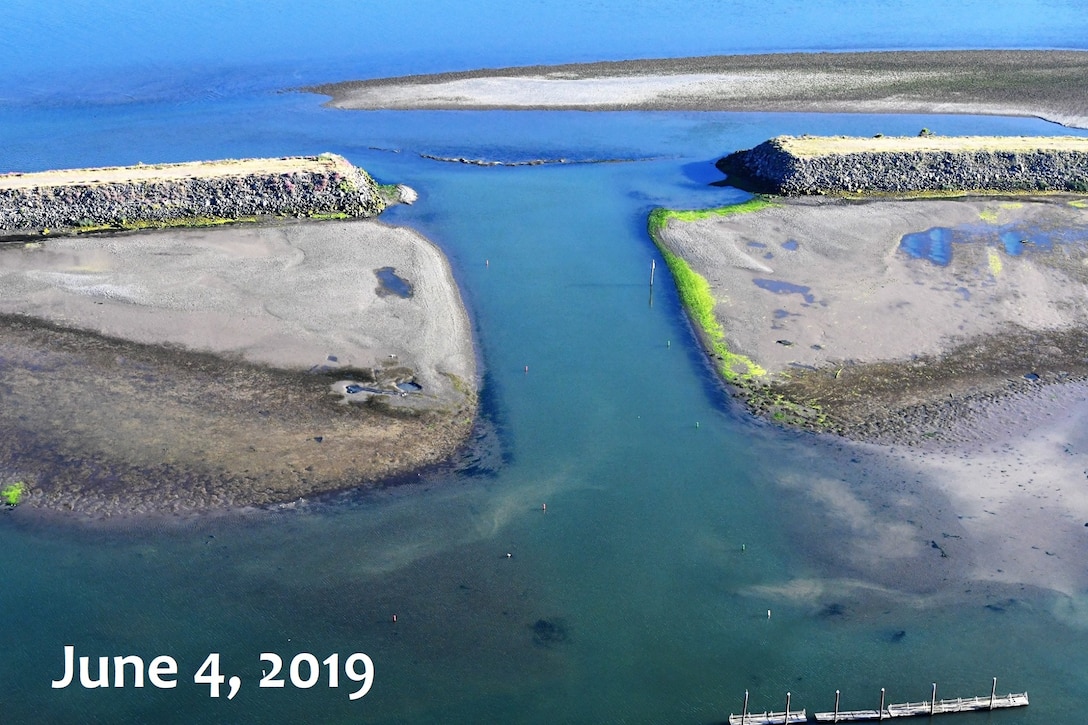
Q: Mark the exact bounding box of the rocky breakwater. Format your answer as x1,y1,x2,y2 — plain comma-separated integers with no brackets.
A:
718,135,1088,195
0,153,387,233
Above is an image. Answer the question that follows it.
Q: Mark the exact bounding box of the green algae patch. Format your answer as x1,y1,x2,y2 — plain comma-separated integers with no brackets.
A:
306,212,352,221
77,215,261,234
648,199,772,384
2,481,27,506
647,196,841,433
648,196,777,235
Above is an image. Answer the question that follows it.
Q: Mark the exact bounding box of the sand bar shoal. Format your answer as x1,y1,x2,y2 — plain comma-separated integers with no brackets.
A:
309,50,1088,129
0,218,478,515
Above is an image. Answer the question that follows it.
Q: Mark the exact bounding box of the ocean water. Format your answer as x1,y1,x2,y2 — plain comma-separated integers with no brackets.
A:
3,3,1088,723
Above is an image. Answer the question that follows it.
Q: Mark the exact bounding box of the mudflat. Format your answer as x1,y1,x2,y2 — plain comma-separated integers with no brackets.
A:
308,50,1088,129
653,194,1088,596
0,218,477,516
652,195,1088,437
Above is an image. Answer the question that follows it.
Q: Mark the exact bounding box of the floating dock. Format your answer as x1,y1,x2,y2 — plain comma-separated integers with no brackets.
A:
728,710,807,725
814,692,1028,721
730,691,807,724
733,679,1028,723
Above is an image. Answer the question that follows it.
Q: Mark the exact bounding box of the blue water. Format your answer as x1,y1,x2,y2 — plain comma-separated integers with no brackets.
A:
375,267,414,299
900,227,956,265
752,279,818,305
4,3,1088,724
4,0,1088,109
900,223,1088,265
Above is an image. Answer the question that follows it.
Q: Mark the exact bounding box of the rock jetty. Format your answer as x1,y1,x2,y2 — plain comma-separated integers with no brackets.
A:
0,153,386,232
718,135,1088,195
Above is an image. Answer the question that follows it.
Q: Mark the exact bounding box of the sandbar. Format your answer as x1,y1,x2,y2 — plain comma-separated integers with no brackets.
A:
309,50,1088,129
653,195,1088,430
0,218,477,516
653,193,1088,598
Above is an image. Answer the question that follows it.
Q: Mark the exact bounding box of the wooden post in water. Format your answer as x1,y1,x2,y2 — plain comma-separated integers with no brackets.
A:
833,689,840,722
989,677,997,710
931,682,937,715
784,692,791,724
878,687,885,721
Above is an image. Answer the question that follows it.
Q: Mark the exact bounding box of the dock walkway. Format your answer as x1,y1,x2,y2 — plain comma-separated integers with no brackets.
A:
733,679,1028,723
813,692,1029,721
728,711,807,725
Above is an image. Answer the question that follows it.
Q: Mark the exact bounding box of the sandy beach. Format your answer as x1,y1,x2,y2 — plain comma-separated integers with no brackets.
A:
309,50,1088,129
0,218,477,515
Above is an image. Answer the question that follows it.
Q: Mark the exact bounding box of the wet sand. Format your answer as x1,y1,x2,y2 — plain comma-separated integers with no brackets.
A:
309,50,1088,129
748,377,1088,603
0,218,477,516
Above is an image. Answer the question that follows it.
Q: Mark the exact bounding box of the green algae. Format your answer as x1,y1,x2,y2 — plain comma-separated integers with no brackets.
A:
76,215,261,234
2,481,27,506
647,196,777,234
647,196,842,432
648,198,774,384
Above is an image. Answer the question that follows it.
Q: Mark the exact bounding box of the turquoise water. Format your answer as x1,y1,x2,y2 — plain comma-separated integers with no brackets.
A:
4,3,1088,723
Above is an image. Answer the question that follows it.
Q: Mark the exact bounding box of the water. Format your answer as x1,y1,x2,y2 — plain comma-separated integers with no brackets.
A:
752,279,818,304
4,3,1088,723
375,267,414,299
899,222,1088,265
900,227,956,265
